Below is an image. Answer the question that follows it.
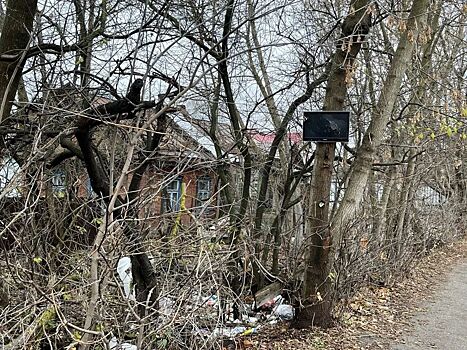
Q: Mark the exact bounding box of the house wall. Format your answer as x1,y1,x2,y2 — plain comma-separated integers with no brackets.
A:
145,169,217,225
62,165,218,228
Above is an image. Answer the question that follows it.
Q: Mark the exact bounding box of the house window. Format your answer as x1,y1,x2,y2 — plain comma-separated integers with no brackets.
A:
0,157,20,197
162,177,182,212
196,176,212,202
52,169,66,196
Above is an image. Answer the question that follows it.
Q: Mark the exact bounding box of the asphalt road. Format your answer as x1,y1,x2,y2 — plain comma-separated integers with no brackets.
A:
391,261,467,350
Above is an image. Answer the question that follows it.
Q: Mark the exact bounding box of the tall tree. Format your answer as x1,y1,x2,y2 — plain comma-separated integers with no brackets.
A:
293,0,372,328
0,0,37,125
294,0,431,328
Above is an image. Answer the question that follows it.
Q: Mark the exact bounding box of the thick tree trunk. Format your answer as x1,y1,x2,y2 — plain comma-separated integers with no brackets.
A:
292,0,372,329
295,0,430,328
73,83,168,319
0,0,37,124
295,143,336,328
330,0,430,239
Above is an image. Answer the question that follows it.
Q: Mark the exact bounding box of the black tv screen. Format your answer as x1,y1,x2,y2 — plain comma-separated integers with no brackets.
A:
303,111,350,142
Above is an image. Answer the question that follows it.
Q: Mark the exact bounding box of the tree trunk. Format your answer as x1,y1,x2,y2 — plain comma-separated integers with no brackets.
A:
330,0,430,239
296,0,428,328
373,167,396,244
295,142,336,328
394,150,417,257
392,3,440,258
0,0,37,124
73,87,168,319
292,0,372,329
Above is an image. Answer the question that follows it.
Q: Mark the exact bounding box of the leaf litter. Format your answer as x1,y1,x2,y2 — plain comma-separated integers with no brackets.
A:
235,239,466,349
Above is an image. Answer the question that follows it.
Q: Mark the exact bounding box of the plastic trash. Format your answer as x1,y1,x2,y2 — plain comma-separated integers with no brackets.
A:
159,297,175,314
241,327,257,336
273,304,294,320
212,326,247,338
231,326,247,336
246,316,259,324
204,295,218,306
116,257,135,300
109,336,137,350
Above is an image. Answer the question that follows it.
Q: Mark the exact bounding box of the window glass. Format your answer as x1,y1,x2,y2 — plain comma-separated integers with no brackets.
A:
163,177,182,212
197,176,211,202
52,169,66,195
167,180,180,192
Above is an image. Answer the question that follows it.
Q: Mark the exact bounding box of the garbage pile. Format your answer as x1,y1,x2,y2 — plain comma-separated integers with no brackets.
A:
202,293,294,339
182,281,295,340
112,257,295,347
